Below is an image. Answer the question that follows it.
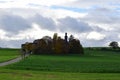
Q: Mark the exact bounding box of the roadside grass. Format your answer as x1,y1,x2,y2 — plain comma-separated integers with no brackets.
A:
0,48,20,62
5,49,120,73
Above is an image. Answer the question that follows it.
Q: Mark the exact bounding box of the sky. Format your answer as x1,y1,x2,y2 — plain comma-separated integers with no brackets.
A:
0,0,120,48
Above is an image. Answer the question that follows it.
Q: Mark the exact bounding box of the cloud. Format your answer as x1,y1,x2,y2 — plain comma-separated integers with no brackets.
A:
57,17,92,33
0,29,7,40
87,31,106,40
0,1,120,48
0,0,119,9
31,14,57,31
61,0,120,9
82,7,120,31
85,7,120,24
0,1,7,3
0,14,31,33
0,0,72,8
0,24,55,48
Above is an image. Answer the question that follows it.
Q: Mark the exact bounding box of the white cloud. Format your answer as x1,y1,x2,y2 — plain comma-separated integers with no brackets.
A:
87,31,106,40
0,0,73,8
0,0,119,9
61,0,120,9
0,23,54,41
0,29,7,40
118,42,120,47
0,8,86,32
48,9,86,19
82,7,120,32
18,23,54,40
0,0,120,48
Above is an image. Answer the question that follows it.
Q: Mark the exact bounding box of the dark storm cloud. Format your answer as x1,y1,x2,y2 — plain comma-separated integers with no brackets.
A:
57,17,92,33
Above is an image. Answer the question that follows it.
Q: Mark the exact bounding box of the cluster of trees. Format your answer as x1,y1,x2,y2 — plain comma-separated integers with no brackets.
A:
21,33,84,55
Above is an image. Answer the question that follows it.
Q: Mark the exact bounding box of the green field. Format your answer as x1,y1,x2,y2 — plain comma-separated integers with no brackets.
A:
0,48,120,80
0,48,20,62
0,69,120,80
6,48,120,73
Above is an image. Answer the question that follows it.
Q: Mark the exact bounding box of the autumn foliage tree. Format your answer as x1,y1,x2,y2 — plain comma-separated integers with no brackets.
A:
21,33,84,55
21,42,34,54
53,37,68,54
69,38,84,54
32,36,53,54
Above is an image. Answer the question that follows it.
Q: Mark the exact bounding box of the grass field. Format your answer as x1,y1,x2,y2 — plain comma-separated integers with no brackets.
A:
5,49,120,73
0,48,20,62
0,69,120,80
0,48,120,80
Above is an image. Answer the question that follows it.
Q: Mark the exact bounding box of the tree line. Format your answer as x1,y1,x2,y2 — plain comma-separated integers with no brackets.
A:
21,33,84,55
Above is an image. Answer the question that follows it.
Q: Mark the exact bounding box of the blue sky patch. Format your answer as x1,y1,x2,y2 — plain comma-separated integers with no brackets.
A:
51,5,88,13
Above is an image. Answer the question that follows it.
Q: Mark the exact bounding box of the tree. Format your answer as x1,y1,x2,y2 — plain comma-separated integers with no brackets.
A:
69,35,74,41
42,36,53,54
23,42,34,54
33,38,53,54
109,41,119,49
54,37,67,54
53,33,58,42
69,39,84,54
21,33,84,55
